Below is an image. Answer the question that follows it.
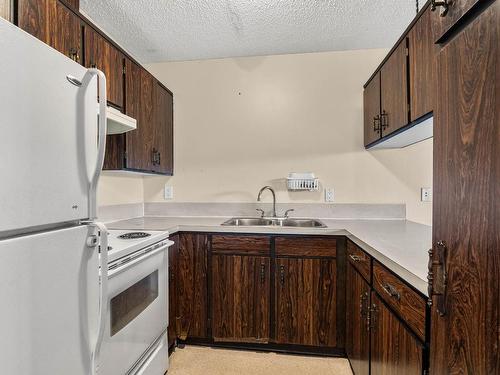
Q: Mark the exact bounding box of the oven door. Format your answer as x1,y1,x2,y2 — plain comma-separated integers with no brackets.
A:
98,240,171,375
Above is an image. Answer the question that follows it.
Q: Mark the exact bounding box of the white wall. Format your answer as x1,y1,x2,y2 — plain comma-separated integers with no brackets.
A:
143,49,433,225
97,173,144,206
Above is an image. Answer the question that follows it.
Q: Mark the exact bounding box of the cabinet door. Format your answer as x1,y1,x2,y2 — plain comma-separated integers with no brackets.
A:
124,62,154,172
46,0,82,63
275,257,337,347
430,4,499,374
370,293,423,375
177,233,209,340
59,0,78,12
167,234,179,349
346,263,370,375
409,6,437,122
153,83,174,175
363,72,381,147
380,41,408,136
432,0,482,42
84,25,124,108
1,0,13,21
211,255,270,343
17,0,48,42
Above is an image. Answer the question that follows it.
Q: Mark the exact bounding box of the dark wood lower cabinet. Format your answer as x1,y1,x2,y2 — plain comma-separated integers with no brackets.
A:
211,255,270,343
370,293,423,375
275,257,337,347
176,233,209,340
346,263,370,375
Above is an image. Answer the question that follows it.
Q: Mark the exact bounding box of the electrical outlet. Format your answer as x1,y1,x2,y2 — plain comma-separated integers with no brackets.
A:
421,187,432,202
164,185,174,200
325,188,334,202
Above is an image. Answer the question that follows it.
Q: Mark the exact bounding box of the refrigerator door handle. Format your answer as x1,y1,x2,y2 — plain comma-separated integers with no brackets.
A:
89,222,109,375
85,68,107,220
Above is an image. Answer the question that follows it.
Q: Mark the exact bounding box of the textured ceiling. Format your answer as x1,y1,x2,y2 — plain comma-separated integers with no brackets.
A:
80,0,417,63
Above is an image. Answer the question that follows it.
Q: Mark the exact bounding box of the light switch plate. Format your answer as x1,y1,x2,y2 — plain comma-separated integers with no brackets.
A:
421,187,432,202
164,185,174,200
325,188,334,202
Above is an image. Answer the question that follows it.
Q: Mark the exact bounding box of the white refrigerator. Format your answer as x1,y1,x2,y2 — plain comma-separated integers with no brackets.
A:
0,18,109,375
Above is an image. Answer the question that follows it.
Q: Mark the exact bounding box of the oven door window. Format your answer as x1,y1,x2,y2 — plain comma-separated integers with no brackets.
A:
110,270,159,336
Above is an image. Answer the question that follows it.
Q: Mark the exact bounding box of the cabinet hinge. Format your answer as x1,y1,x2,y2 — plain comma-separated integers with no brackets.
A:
123,65,126,75
406,47,409,56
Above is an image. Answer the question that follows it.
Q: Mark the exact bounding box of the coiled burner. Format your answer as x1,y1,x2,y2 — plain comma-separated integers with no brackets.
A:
118,232,152,240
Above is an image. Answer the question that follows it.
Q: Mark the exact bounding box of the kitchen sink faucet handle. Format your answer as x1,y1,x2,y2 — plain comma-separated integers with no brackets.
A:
256,209,265,218
284,209,295,218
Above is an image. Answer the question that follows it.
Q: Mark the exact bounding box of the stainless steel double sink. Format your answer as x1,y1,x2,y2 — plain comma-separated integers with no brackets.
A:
221,217,327,228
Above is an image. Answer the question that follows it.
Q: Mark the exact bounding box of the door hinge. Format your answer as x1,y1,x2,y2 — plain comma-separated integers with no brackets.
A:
406,47,409,56
123,65,126,75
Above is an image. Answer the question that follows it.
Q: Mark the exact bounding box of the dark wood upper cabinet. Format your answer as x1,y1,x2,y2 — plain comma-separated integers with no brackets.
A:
17,0,48,42
211,254,270,343
363,72,381,147
370,292,424,375
168,234,179,349
380,41,409,137
0,0,13,21
153,83,174,175
275,257,337,347
18,0,82,63
176,233,209,340
123,62,154,172
429,3,499,374
84,25,124,108
46,0,82,63
346,262,370,375
408,6,437,122
432,0,482,42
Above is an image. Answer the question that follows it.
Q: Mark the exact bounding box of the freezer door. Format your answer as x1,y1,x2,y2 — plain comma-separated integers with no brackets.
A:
0,225,101,375
0,19,101,232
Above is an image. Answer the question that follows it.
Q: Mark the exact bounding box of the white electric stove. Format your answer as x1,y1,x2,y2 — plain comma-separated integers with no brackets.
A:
101,229,172,375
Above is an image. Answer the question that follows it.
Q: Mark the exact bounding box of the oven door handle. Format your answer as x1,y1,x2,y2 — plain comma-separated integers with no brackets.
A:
108,240,174,278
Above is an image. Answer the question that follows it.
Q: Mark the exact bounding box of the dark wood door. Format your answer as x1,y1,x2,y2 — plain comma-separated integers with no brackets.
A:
370,292,423,375
432,0,482,42
17,0,48,41
275,257,337,347
346,263,370,375
153,83,174,175
47,0,82,63
59,0,78,12
363,72,381,146
408,6,437,122
124,62,154,172
177,233,209,340
0,0,13,21
211,255,270,343
168,234,179,349
84,25,124,108
18,0,81,63
430,3,500,374
380,41,408,136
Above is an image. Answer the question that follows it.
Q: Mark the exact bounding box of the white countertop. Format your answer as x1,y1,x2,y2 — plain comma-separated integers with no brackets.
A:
106,216,431,296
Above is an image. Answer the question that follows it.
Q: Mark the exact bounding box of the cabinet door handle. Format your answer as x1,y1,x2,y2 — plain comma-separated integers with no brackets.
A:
260,263,266,284
373,115,381,132
349,254,361,262
151,148,161,166
380,110,389,131
428,241,448,316
68,48,79,62
431,0,453,17
381,283,401,301
369,304,378,331
279,265,285,286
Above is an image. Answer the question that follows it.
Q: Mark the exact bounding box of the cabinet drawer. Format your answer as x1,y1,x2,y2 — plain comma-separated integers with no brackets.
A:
211,235,270,255
347,241,371,282
373,261,426,340
275,237,336,257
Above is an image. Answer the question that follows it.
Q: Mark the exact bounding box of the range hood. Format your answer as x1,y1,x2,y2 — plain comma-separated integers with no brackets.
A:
100,105,137,134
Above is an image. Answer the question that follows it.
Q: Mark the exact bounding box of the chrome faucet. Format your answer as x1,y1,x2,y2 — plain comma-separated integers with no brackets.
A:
257,186,277,218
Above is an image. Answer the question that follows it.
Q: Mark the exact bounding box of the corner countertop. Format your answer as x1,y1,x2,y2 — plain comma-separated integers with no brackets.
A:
106,216,431,296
